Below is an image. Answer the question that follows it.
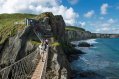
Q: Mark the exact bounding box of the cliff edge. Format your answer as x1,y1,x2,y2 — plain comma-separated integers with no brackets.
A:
0,12,71,79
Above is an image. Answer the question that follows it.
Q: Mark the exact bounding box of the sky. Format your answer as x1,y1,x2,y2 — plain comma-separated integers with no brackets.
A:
0,0,119,34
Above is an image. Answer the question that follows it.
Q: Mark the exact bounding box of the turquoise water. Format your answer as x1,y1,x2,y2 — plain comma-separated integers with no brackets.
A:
71,38,119,79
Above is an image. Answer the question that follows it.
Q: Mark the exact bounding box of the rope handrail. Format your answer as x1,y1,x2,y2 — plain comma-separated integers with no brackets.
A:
0,49,39,79
1,25,29,65
0,28,43,72
33,29,43,42
0,25,49,79
0,49,39,72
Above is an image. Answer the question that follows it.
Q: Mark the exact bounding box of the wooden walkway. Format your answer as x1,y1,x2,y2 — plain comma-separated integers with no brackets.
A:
31,45,48,79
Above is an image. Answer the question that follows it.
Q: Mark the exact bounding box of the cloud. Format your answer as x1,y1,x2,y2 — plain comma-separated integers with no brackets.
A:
96,27,110,32
79,22,86,27
107,18,116,24
84,10,95,18
67,0,79,5
89,18,118,33
0,0,79,25
101,3,109,15
95,27,119,34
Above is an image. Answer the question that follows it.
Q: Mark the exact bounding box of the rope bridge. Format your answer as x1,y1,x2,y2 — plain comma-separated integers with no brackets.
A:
0,48,39,79
0,27,49,79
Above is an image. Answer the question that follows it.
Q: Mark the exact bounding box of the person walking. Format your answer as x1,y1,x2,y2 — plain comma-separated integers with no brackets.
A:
44,39,48,51
40,39,49,62
40,40,45,62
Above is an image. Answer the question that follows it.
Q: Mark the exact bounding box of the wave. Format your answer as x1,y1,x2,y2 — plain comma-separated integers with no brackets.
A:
85,39,98,44
80,57,110,70
71,41,79,45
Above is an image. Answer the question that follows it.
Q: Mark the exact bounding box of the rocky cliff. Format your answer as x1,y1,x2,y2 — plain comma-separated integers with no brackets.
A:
0,25,36,68
0,12,119,79
0,12,71,79
35,12,71,79
65,26,119,42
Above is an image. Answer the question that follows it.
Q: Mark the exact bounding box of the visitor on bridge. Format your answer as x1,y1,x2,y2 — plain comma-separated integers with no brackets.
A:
40,40,45,62
44,39,49,51
40,39,49,62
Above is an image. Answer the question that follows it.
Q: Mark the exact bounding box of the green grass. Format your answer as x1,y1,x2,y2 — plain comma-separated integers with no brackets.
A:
65,26,85,31
51,42,60,46
30,40,41,45
0,13,36,44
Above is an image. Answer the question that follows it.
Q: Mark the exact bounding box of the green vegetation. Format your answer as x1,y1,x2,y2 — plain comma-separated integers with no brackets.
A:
30,40,41,45
65,26,85,31
35,12,53,20
0,13,36,44
51,42,60,46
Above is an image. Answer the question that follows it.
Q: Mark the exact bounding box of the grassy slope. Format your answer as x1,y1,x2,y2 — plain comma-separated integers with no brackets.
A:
65,26,85,32
0,13,36,44
0,13,86,44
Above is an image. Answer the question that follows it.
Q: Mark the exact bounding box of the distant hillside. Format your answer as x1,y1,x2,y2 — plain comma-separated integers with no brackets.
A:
0,13,36,44
65,26,85,32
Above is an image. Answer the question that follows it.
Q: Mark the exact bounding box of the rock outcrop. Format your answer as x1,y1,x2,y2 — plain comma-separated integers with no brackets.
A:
65,28,119,42
78,42,93,47
46,46,71,79
0,12,71,79
0,12,119,79
35,12,71,79
0,25,36,69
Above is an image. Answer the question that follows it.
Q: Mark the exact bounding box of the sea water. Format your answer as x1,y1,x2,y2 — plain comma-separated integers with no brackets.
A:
71,38,119,79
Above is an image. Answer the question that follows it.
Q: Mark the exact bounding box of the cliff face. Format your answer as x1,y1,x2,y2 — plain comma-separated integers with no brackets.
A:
1,12,118,79
36,12,71,79
65,29,95,41
46,45,71,79
0,12,71,79
65,28,119,42
0,25,36,69
35,12,65,41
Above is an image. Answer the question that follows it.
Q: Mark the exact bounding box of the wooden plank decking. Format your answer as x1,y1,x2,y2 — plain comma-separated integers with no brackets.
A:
31,49,48,79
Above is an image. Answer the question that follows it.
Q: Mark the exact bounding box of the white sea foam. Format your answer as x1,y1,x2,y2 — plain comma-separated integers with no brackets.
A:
80,57,89,62
85,39,98,44
71,39,98,45
71,41,79,45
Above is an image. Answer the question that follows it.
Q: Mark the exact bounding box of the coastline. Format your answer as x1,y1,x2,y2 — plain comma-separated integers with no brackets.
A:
68,39,104,79
69,38,119,79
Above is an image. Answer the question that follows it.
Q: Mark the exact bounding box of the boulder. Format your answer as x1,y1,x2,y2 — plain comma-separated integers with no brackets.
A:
78,42,93,47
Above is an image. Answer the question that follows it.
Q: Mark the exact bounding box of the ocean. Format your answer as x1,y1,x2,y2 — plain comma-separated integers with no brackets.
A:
71,38,119,79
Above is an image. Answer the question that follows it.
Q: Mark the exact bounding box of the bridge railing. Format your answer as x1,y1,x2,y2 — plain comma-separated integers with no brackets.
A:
0,25,50,79
0,48,40,79
40,46,49,79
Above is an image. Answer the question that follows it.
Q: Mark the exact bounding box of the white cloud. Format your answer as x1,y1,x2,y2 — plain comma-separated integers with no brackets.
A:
84,10,95,18
101,3,109,15
96,27,110,32
0,0,79,25
101,23,111,27
89,18,119,34
67,0,79,5
95,27,119,34
107,18,116,24
79,22,86,27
